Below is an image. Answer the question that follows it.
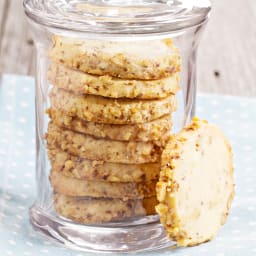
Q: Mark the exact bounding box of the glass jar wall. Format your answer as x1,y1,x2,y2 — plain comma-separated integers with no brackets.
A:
24,0,211,252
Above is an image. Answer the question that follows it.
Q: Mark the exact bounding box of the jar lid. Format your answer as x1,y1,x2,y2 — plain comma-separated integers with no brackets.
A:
23,0,211,37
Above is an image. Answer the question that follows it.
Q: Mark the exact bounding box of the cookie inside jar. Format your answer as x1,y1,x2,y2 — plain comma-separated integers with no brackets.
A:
46,36,181,223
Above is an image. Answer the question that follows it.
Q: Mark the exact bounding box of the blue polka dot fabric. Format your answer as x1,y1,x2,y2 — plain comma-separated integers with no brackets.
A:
0,75,255,256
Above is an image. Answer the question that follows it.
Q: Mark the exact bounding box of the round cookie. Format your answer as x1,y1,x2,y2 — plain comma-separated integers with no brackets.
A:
49,87,177,124
49,36,181,80
47,108,172,144
54,194,157,223
46,122,162,164
155,117,234,246
48,63,180,99
48,147,160,183
50,171,157,199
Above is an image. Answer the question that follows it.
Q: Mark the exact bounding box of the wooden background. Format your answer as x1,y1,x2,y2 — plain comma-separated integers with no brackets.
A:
0,0,255,97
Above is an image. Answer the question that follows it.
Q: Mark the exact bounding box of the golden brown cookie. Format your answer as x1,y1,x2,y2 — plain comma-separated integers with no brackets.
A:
49,36,181,80
46,122,162,164
48,63,180,99
155,117,234,246
48,147,160,183
54,193,157,223
50,170,157,199
49,87,177,125
47,108,172,144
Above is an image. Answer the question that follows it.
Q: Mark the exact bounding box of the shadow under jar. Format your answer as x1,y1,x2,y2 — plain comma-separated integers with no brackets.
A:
23,0,211,253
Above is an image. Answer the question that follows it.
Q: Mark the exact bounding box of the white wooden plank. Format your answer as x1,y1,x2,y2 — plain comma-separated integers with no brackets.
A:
0,0,256,96
198,0,256,97
0,0,35,75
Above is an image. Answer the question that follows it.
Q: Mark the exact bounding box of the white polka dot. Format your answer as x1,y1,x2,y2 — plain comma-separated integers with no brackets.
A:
4,195,11,200
211,113,220,119
245,177,252,183
22,184,31,189
12,231,18,236
246,188,255,193
11,162,17,167
216,253,225,256
29,233,36,238
22,87,31,93
249,221,256,226
8,240,16,245
20,194,28,199
7,90,15,96
14,151,21,156
43,241,52,245
243,145,253,151
196,106,204,113
18,205,26,210
20,101,29,108
210,99,219,106
6,184,14,190
231,216,239,221
241,123,250,129
7,174,16,179
225,119,235,124
225,109,234,113
0,212,6,218
240,101,249,107
233,245,242,249
243,156,253,162
1,201,9,208
241,133,249,138
27,161,34,166
16,140,24,146
41,249,49,253
18,117,27,123
16,214,24,220
13,223,21,229
17,131,25,137
232,229,240,234
24,172,33,178
240,113,249,119
29,150,35,155
248,206,255,211
26,241,33,247
227,130,235,136
0,149,7,155
1,138,8,144
5,250,14,255
2,128,9,134
5,105,14,111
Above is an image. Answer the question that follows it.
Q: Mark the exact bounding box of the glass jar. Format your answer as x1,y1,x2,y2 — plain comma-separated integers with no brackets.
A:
23,0,211,253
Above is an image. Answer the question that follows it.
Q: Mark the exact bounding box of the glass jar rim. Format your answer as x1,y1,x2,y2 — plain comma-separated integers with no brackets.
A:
23,0,211,37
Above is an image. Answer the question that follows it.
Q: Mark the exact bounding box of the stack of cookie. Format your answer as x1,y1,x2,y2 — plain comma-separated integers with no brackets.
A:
46,36,181,223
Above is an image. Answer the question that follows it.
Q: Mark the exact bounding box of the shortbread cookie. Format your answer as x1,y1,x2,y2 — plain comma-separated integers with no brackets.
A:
155,117,234,246
47,108,172,144
46,123,161,164
48,63,180,99
54,194,157,223
50,171,157,199
49,87,177,124
48,147,160,182
49,36,181,80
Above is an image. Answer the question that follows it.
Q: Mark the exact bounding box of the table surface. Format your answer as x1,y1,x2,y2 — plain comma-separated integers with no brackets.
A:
0,75,256,256
0,0,255,97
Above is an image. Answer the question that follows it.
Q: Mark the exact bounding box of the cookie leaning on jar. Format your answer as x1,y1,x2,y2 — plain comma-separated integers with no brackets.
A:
46,36,181,223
